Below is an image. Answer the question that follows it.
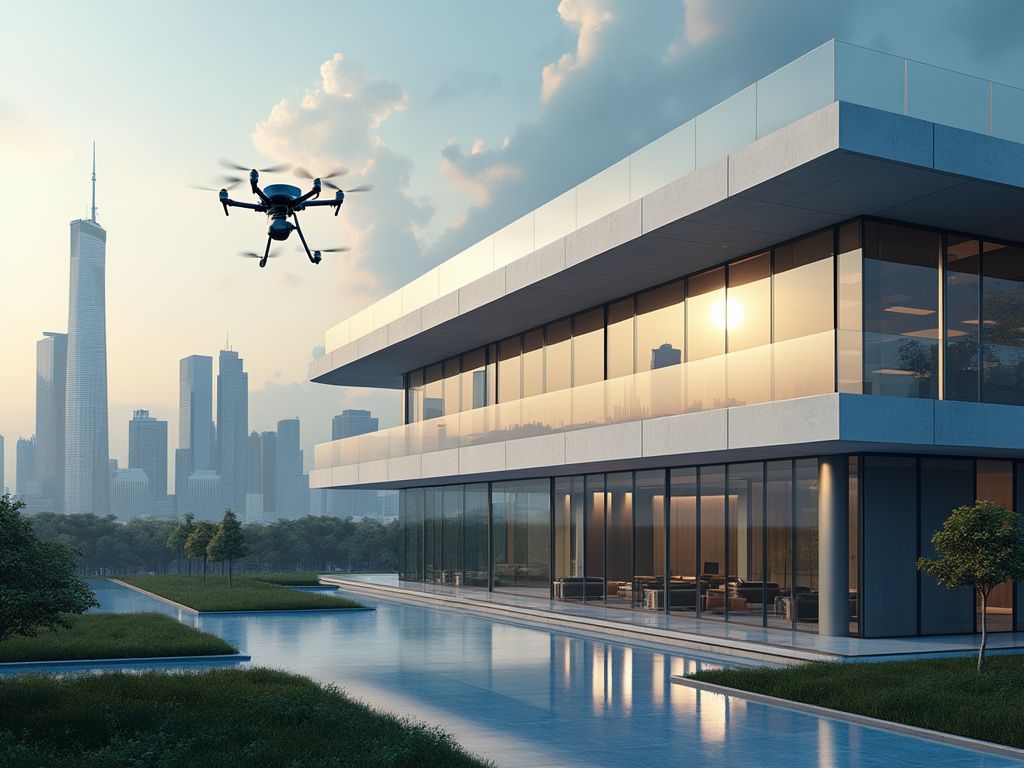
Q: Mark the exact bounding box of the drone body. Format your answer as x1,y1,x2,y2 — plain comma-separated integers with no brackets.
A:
202,162,369,268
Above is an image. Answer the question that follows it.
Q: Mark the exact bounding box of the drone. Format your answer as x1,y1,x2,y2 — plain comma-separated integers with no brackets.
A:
194,160,372,268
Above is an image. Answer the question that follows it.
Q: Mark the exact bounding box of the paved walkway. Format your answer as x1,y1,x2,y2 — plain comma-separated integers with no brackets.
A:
326,574,1024,664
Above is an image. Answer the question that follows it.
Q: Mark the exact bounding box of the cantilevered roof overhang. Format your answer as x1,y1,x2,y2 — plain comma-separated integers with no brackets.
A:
311,101,1024,389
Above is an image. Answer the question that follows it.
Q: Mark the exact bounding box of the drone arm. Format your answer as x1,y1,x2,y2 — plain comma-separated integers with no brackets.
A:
291,212,317,264
248,170,272,206
293,184,321,206
223,198,263,211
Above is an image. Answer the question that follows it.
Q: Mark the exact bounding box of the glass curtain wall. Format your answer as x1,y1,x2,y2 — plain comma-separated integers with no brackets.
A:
442,485,463,585
606,473,632,606
982,242,1024,404
699,466,727,619
464,483,489,587
584,474,606,603
492,479,551,594
728,463,766,626
554,476,585,602
668,468,699,614
635,470,666,609
945,237,981,402
976,459,1015,632
400,487,424,581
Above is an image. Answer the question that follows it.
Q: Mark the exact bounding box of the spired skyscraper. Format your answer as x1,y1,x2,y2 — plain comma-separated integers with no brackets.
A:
216,347,248,514
64,145,110,515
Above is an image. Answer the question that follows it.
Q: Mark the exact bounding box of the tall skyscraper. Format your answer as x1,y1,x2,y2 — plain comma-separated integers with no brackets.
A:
179,355,214,471
128,410,167,508
216,348,248,513
259,431,276,519
35,331,67,512
276,419,303,519
185,469,221,521
246,430,262,493
111,468,149,521
16,437,37,497
64,146,109,516
331,409,378,440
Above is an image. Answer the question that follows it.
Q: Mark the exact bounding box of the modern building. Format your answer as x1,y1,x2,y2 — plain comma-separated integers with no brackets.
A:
311,41,1024,641
15,437,37,498
246,430,262,492
111,468,150,521
64,148,109,516
259,430,277,519
331,409,385,520
128,409,167,512
244,492,265,524
332,409,378,441
216,348,248,513
185,469,221,521
35,331,67,512
275,418,302,519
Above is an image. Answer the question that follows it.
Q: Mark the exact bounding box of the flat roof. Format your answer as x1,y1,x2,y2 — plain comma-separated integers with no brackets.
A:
313,40,1024,389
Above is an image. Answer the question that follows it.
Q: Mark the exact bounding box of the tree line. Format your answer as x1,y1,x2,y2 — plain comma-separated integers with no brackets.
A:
28,511,400,576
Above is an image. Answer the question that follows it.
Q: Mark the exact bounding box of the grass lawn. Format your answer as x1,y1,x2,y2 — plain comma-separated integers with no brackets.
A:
245,571,328,586
117,575,364,612
0,613,235,663
690,654,1024,749
0,667,490,767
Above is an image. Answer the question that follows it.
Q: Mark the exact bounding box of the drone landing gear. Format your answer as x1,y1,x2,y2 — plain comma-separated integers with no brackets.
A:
291,212,321,265
259,236,271,269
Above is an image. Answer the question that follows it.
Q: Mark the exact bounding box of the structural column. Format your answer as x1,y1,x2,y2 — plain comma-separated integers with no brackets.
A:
818,455,850,637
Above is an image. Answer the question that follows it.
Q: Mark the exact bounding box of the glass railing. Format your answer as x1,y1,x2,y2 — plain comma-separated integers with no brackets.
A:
314,331,836,473
323,40,1024,354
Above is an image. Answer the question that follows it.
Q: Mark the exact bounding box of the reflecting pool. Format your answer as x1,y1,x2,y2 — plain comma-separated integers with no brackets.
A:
65,580,1021,767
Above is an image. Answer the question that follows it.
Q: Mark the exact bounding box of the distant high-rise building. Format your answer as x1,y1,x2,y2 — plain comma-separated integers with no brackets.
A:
174,447,191,515
331,409,378,440
216,349,248,514
111,468,149,521
64,147,109,516
128,410,167,508
246,430,262,493
259,431,277,519
275,419,302,520
244,492,264,524
16,437,37,497
179,355,214,471
35,331,67,512
185,470,221,521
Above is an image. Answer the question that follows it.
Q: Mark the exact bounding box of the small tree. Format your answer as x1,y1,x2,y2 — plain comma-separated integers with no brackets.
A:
918,500,1024,672
184,521,217,583
0,494,98,641
208,509,249,586
166,512,195,576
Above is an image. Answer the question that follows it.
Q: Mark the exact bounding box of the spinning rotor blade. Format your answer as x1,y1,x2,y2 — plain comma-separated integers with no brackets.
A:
294,165,349,181
344,184,373,193
298,245,350,254
239,251,279,259
219,158,291,173
190,174,243,192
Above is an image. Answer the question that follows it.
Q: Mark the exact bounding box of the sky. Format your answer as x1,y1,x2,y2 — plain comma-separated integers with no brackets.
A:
2,0,1024,488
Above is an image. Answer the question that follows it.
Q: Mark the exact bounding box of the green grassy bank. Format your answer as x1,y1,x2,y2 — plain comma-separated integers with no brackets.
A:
117,575,363,612
0,613,236,663
0,667,490,767
691,654,1024,749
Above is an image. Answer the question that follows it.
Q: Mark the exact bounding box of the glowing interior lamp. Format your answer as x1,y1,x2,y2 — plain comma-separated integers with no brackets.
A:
710,298,744,330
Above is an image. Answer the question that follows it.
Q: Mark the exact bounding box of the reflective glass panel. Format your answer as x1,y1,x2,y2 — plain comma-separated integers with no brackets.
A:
766,460,793,630
607,299,635,380
424,364,444,420
837,221,863,394
699,465,726,619
573,308,605,386
726,253,770,352
687,268,725,361
794,458,818,632
945,237,980,402
636,281,684,372
977,460,1015,632
545,319,572,393
443,357,460,416
442,485,463,584
728,462,765,626
669,467,698,614
522,329,545,398
464,483,489,587
406,369,424,423
635,470,666,610
773,231,834,341
497,336,521,403
461,348,488,411
585,474,606,603
982,242,1024,405
491,479,550,593
863,221,941,398
554,476,585,602
606,472,632,606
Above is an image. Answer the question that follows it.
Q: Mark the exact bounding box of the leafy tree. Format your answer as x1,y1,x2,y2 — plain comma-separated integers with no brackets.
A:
207,510,249,586
918,500,1024,672
166,512,195,576
0,494,98,641
184,521,217,582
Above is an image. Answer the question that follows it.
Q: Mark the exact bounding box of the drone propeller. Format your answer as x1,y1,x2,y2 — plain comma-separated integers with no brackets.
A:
190,175,244,192
220,159,291,173
294,165,348,181
298,245,350,254
239,251,279,259
344,184,373,193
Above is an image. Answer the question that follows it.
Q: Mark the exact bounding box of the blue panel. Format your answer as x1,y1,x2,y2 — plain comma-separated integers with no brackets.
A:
992,82,1024,144
933,124,1024,188
837,102,933,168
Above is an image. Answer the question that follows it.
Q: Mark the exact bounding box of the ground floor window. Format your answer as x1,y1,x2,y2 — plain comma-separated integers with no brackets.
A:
398,453,1024,638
